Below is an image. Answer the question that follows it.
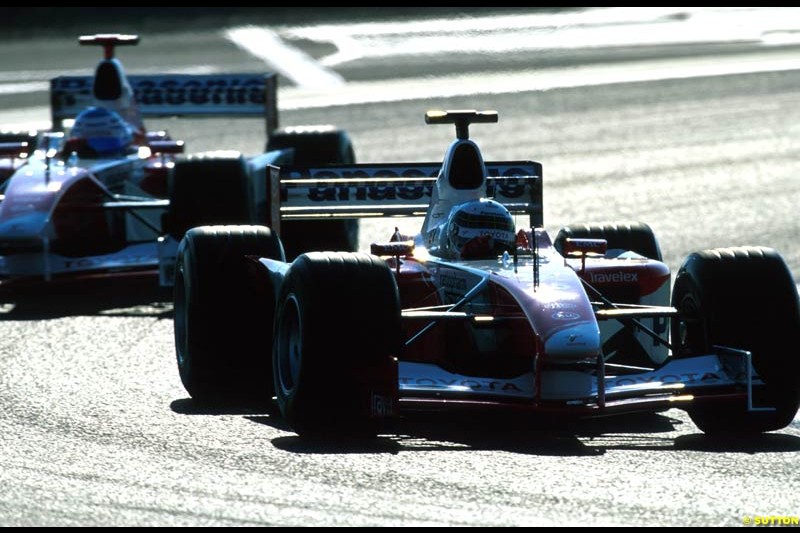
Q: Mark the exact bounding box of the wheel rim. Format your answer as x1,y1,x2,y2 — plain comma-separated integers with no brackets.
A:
677,292,702,353
277,294,302,395
174,261,189,370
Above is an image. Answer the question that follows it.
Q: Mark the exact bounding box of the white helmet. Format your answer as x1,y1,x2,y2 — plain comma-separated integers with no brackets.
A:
445,198,515,259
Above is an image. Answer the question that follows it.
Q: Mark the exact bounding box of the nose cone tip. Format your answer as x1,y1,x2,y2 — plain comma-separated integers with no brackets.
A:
544,322,601,361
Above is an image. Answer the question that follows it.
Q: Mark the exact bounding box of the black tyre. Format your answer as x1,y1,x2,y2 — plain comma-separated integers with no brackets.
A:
175,225,285,404
268,126,359,259
267,126,355,166
671,246,800,434
273,252,401,437
554,221,662,261
164,154,252,239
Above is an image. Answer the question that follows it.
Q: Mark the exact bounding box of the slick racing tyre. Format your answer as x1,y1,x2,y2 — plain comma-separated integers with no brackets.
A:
273,252,401,438
268,126,359,259
175,225,285,404
165,153,252,239
671,246,800,434
267,126,356,166
554,221,662,261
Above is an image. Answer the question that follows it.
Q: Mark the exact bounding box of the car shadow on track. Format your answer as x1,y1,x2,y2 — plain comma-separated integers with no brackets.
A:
673,433,800,454
170,398,296,433
171,398,800,456
263,412,679,457
269,412,800,456
0,277,173,320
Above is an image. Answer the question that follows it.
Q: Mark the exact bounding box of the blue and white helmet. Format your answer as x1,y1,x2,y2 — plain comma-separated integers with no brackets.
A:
445,198,515,259
70,106,133,155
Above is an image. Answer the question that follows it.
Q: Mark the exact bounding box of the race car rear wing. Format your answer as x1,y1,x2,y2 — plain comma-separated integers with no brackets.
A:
50,73,278,134
268,161,543,232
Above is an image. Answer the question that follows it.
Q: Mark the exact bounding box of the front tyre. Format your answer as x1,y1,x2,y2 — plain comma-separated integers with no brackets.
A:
671,246,800,434
273,252,401,437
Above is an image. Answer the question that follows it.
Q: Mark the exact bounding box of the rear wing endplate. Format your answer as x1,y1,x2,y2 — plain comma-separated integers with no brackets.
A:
50,72,278,134
268,161,543,233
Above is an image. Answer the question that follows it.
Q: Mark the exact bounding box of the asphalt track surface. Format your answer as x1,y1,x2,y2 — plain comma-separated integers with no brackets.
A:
1,8,799,526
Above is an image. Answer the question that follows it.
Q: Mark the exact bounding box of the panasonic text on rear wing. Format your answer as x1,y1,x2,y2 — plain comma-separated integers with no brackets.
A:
50,73,278,134
267,161,543,233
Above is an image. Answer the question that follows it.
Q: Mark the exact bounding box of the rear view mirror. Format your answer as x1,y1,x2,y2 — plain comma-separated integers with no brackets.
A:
149,140,185,155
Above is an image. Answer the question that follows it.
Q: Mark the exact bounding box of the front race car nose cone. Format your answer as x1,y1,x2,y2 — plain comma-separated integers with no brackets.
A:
544,322,601,361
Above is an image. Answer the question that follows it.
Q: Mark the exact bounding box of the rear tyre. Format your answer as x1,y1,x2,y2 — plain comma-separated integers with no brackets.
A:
164,154,252,239
267,126,355,165
671,246,800,434
554,221,662,261
268,127,359,258
273,252,401,437
175,225,284,404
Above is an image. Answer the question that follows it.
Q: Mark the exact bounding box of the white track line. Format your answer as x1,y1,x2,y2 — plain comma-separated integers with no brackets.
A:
278,49,800,110
0,82,48,96
285,7,800,67
1,106,51,131
226,26,344,90
0,65,222,101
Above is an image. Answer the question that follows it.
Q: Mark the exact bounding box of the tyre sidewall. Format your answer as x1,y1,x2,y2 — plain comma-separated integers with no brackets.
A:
671,248,800,433
273,253,400,436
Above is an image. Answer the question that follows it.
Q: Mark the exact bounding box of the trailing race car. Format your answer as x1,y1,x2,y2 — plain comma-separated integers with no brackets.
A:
0,34,358,297
174,110,800,438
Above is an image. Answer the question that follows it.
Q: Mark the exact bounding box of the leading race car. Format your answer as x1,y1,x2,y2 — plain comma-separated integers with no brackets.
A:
174,110,800,438
0,34,357,298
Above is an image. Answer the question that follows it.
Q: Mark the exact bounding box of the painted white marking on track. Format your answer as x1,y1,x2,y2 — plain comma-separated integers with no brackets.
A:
0,65,221,97
225,26,345,90
277,50,800,110
0,82,48,96
0,65,220,85
1,106,51,131
286,7,800,67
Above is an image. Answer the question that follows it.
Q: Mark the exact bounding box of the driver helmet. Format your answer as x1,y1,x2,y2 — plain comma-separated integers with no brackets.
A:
446,198,516,259
69,106,133,156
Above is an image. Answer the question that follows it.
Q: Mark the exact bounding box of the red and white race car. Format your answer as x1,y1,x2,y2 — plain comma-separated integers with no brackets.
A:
0,34,357,298
174,110,800,438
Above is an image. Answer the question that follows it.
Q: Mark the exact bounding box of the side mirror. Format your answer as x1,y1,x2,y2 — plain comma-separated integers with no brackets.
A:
563,238,607,272
562,238,607,257
149,140,185,155
371,240,415,274
371,241,415,257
